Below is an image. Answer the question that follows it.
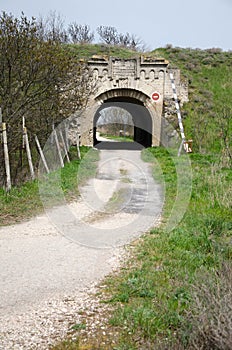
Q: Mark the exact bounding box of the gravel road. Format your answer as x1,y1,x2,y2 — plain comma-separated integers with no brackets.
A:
0,147,163,349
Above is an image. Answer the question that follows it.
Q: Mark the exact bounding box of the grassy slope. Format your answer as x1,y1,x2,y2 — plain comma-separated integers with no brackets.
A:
151,47,232,154
64,43,140,59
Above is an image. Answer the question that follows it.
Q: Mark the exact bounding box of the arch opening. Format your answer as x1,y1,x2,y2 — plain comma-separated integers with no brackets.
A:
96,106,134,142
93,96,152,149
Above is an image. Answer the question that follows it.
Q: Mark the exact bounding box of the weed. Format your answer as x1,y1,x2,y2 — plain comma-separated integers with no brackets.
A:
171,263,232,350
51,338,80,350
71,323,86,331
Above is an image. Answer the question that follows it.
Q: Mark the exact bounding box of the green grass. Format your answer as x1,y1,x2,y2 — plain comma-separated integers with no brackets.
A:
99,133,134,142
0,146,99,226
0,180,42,225
64,43,140,60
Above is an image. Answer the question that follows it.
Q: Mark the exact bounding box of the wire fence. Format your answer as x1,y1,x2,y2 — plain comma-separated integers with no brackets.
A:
0,114,81,191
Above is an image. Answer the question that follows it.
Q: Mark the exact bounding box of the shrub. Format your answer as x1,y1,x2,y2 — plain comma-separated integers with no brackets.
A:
180,263,232,349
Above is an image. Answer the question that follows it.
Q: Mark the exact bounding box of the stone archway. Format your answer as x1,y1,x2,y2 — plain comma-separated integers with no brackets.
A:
93,93,153,148
74,56,188,148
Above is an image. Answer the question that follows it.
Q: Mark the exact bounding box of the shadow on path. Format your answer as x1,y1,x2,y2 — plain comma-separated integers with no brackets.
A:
95,141,144,150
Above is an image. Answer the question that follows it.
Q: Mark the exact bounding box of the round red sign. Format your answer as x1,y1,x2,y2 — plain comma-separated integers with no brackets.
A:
152,92,160,101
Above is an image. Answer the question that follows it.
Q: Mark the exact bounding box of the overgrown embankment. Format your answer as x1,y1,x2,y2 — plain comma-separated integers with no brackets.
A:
151,46,232,157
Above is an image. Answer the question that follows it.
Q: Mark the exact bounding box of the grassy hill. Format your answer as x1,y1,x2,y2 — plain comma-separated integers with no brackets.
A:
152,46,232,155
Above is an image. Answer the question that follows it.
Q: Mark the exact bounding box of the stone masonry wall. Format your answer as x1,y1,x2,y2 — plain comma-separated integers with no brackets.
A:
69,56,188,146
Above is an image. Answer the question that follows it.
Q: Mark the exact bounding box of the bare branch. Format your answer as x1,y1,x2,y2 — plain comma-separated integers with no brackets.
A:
68,23,94,44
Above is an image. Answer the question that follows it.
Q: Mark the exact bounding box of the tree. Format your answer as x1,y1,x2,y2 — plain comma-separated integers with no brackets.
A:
36,11,68,43
118,32,131,47
97,25,146,51
118,32,145,51
129,34,144,51
97,26,119,45
68,23,94,44
97,107,133,136
0,11,93,185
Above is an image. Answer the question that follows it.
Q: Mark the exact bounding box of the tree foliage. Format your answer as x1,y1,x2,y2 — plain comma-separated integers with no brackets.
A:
0,11,93,185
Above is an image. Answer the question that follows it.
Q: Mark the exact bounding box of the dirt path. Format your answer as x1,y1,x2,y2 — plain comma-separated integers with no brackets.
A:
0,149,163,349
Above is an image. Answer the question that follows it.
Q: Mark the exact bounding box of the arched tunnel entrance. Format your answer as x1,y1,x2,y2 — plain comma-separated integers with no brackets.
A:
93,96,152,149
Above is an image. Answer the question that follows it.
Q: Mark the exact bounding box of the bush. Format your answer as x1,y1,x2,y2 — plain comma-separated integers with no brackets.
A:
178,263,232,350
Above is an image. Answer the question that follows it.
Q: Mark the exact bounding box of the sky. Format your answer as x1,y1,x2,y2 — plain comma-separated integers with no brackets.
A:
1,0,232,51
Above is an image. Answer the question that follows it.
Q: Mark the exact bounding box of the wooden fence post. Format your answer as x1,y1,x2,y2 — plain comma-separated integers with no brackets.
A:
64,125,69,151
59,130,70,163
23,124,35,180
22,116,25,149
76,133,81,160
0,107,2,143
53,124,64,168
2,122,11,191
35,135,50,174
